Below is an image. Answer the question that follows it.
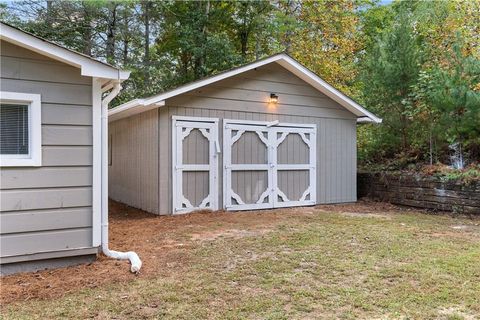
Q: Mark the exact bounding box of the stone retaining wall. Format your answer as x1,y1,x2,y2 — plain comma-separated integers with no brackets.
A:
358,172,480,214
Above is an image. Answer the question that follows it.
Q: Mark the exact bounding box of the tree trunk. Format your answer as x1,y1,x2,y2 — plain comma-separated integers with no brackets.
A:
106,3,118,64
192,1,209,79
122,5,129,66
82,1,93,56
199,0,210,78
123,39,129,66
400,114,409,151
428,127,433,165
240,2,248,58
143,0,151,87
255,33,260,60
45,0,54,27
282,0,297,54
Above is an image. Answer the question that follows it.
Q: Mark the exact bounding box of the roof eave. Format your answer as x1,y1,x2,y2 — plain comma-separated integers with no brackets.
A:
0,23,129,81
276,56,381,123
143,54,286,106
108,53,382,123
357,116,382,124
108,99,165,122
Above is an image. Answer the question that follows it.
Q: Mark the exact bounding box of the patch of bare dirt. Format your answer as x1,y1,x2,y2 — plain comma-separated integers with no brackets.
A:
190,228,272,241
0,199,475,305
438,307,478,320
316,199,414,214
337,212,392,219
0,201,311,304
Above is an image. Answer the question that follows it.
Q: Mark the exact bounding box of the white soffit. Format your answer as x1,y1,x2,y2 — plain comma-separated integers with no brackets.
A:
108,53,382,123
0,22,130,80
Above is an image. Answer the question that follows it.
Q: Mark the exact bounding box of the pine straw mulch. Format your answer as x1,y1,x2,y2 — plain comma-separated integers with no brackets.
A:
0,199,429,305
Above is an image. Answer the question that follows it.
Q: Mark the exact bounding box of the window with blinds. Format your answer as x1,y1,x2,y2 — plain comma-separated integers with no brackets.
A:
0,104,30,155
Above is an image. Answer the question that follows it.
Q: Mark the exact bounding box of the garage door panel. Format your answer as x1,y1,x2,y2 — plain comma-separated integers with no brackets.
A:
182,128,209,165
231,131,268,164
232,171,269,204
277,133,310,165
224,120,316,211
277,170,310,203
182,171,210,208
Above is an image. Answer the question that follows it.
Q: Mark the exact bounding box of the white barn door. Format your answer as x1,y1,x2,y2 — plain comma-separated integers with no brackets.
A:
272,126,316,208
223,122,274,210
224,120,316,211
173,116,219,214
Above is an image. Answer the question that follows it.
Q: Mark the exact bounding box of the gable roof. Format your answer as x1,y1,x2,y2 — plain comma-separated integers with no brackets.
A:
109,53,381,123
0,22,129,80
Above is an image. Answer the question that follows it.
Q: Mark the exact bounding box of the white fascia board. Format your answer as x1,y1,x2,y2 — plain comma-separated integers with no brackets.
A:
0,23,129,80
108,53,382,123
276,56,382,124
142,55,285,106
108,55,285,121
357,116,382,123
108,99,165,122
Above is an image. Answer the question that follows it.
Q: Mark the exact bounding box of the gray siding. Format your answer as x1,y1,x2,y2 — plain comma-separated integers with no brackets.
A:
108,109,159,213
109,63,357,214
0,41,94,262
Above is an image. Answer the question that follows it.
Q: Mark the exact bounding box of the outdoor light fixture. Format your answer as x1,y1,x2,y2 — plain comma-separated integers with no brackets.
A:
269,93,279,104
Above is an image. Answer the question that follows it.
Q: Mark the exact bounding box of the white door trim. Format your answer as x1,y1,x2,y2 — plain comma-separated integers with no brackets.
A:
220,119,316,129
172,115,220,123
172,116,219,214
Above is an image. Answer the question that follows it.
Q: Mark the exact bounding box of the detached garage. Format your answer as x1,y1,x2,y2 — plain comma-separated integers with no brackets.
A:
108,53,381,215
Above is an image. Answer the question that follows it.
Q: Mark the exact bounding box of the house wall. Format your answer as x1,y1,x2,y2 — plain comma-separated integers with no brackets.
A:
109,63,357,215
0,41,96,264
108,109,159,213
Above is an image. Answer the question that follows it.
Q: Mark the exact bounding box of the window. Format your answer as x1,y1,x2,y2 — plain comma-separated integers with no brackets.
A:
0,92,42,167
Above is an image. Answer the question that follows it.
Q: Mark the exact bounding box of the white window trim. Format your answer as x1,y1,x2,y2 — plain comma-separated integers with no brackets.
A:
0,91,42,167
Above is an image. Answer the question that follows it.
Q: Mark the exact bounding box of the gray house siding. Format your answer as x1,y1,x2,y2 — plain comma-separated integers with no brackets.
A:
0,41,96,263
109,63,357,215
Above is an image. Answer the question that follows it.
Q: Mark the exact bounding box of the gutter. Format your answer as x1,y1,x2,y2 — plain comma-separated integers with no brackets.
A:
100,81,142,273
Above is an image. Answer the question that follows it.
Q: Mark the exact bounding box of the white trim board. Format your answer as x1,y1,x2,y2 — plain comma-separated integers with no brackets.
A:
91,78,102,247
0,91,42,167
172,115,220,123
109,53,382,124
0,22,129,80
109,99,164,122
224,119,316,129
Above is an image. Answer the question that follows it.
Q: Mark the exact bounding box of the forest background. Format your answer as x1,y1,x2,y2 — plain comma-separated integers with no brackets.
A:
2,0,479,177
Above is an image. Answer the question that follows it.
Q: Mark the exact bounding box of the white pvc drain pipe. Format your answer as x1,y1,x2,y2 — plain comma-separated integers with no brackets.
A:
101,81,142,273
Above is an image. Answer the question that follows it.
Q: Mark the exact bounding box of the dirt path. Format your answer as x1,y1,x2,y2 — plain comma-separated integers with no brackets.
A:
0,200,468,305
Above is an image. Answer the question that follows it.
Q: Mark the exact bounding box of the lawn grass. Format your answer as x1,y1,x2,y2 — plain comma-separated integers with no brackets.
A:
2,207,479,319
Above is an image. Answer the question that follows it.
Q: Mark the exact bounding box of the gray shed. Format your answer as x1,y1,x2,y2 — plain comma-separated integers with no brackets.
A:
0,23,140,274
108,54,381,215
